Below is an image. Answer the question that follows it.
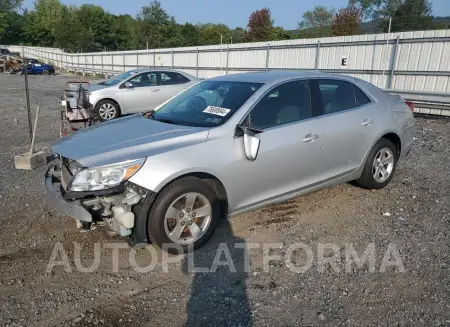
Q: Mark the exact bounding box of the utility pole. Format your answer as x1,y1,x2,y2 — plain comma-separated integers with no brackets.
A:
219,33,223,75
230,36,233,44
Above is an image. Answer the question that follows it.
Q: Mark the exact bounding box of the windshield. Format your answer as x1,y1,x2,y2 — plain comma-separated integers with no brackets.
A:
102,71,136,86
151,80,263,127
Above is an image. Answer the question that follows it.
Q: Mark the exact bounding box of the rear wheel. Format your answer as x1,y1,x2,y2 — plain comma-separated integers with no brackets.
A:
95,100,120,121
42,69,49,75
355,138,398,189
146,177,221,254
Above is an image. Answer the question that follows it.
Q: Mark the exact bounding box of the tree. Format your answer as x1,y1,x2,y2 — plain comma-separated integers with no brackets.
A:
389,0,433,31
230,27,245,44
0,0,22,12
139,0,172,25
245,8,274,42
22,0,65,46
197,23,230,45
298,6,334,37
0,0,22,39
332,6,362,36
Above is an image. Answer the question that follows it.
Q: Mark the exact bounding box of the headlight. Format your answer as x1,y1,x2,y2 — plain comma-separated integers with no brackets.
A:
69,158,145,192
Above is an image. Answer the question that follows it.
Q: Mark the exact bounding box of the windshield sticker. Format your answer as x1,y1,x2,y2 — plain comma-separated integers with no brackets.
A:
203,106,231,117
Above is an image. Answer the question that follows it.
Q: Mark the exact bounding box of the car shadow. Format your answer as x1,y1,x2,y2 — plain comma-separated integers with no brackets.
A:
181,219,253,327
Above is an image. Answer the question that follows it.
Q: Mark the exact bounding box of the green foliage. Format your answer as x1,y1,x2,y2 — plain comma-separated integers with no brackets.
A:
298,6,335,38
0,0,446,51
389,0,433,32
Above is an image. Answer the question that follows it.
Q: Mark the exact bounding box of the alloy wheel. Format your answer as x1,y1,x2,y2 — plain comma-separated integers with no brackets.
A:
372,147,394,183
164,192,212,245
98,103,117,120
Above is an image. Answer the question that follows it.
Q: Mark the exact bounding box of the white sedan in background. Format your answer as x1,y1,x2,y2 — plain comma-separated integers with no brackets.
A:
89,69,200,121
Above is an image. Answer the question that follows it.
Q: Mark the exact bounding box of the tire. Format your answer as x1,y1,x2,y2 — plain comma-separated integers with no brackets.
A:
95,100,120,121
355,138,398,190
42,69,49,75
146,177,221,254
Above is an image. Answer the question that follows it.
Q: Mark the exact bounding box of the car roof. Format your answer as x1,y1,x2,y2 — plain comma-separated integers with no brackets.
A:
129,68,187,74
208,70,335,84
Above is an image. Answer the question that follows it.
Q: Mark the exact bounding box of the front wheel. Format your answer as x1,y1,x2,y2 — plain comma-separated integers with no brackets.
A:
146,177,221,254
95,100,120,121
355,138,398,189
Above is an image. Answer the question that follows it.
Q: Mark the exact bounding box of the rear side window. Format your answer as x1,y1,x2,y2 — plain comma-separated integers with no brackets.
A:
353,86,371,107
316,79,357,114
160,72,190,85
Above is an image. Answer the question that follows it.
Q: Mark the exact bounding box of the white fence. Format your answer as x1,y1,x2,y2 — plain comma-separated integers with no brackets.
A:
10,29,450,92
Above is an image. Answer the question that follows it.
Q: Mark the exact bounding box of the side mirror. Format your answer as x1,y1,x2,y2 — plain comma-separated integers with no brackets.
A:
237,126,263,161
124,82,134,89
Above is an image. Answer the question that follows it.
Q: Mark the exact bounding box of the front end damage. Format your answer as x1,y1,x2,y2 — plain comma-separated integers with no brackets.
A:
45,157,149,237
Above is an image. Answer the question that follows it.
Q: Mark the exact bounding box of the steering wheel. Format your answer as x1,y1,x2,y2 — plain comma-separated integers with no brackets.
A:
186,96,207,113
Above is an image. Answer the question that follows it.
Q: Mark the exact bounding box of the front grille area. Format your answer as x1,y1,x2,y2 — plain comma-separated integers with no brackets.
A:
60,157,73,191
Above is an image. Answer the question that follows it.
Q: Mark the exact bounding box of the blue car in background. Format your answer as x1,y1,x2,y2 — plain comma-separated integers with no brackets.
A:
21,62,55,75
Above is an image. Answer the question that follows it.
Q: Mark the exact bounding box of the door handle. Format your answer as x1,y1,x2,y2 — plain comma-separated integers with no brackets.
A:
303,134,319,143
151,89,160,92
362,119,374,126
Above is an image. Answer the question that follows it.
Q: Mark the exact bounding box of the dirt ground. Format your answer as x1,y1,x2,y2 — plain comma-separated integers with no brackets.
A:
0,73,449,327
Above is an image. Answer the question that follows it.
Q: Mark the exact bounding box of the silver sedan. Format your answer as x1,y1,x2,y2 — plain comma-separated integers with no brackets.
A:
89,68,200,121
47,71,414,252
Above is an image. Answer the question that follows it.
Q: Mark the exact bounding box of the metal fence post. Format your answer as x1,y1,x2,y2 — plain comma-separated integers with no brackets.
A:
101,53,104,72
153,51,156,68
315,41,321,70
85,54,87,69
388,36,400,89
92,54,94,70
123,52,126,72
265,44,270,71
77,54,80,70
136,52,139,69
148,50,150,68
196,48,199,77
172,50,174,69
225,47,230,75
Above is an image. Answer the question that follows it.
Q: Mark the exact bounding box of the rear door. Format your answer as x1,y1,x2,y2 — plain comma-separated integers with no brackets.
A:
310,78,380,179
120,72,159,113
156,71,192,105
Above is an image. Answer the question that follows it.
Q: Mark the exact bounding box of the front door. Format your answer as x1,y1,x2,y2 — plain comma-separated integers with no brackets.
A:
229,80,324,211
120,72,160,113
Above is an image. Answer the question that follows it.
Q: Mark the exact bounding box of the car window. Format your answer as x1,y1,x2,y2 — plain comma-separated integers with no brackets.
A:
102,71,137,86
353,85,372,107
247,80,312,130
160,72,189,85
151,81,262,127
129,72,157,88
316,79,357,115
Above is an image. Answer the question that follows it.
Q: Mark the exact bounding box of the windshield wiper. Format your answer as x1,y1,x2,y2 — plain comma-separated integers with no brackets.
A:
155,118,182,125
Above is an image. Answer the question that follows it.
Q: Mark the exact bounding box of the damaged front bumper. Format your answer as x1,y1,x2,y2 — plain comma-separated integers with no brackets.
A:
45,163,147,237
45,165,93,222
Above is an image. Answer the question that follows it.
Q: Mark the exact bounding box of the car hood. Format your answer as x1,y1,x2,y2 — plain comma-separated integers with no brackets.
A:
52,115,210,167
89,83,111,92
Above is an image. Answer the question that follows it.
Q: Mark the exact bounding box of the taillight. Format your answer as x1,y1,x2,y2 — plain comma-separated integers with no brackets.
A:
405,101,415,112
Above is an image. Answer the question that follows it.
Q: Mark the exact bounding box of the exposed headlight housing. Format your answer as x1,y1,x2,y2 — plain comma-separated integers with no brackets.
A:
69,158,145,192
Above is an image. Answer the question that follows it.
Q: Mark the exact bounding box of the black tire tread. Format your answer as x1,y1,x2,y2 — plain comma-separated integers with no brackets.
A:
355,138,398,190
147,177,220,254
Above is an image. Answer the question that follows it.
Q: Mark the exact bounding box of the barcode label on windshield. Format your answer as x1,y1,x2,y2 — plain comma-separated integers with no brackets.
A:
203,106,231,117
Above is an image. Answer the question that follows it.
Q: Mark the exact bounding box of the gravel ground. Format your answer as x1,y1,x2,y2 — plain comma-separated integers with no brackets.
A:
0,73,449,327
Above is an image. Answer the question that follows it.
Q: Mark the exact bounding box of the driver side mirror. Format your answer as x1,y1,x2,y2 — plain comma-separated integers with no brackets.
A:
124,82,134,89
236,125,263,161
